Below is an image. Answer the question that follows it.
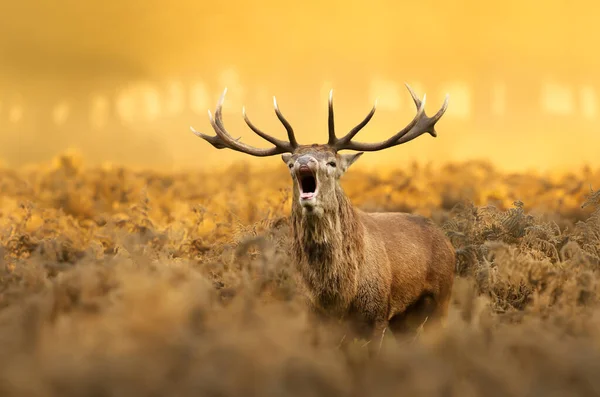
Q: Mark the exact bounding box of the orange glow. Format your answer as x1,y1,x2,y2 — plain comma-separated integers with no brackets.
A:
0,0,599,172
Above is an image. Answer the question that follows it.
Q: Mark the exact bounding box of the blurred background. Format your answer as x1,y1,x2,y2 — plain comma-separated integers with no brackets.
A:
0,0,598,172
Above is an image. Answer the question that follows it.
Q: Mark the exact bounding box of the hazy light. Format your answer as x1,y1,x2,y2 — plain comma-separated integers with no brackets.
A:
217,68,244,113
254,85,271,107
580,85,597,119
137,83,162,122
491,82,506,116
90,95,110,130
8,105,23,124
541,81,575,115
164,80,185,116
116,82,162,124
369,78,401,112
440,82,471,120
52,100,71,126
189,81,210,115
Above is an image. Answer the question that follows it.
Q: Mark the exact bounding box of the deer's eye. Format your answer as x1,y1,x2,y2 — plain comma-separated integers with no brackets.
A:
288,163,293,169
327,161,336,168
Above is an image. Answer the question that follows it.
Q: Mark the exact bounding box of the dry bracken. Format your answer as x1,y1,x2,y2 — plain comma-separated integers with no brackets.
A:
0,152,600,396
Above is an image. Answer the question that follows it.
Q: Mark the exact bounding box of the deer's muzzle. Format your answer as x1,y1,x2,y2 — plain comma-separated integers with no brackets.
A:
296,164,318,201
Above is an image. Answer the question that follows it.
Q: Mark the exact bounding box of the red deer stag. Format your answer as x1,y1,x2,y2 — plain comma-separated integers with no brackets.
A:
190,85,455,355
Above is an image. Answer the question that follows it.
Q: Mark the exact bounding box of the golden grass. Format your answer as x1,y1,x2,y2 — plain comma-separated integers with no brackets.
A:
1,152,600,396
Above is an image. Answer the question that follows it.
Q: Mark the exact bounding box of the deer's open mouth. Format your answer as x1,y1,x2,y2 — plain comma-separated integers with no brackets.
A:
297,166,317,200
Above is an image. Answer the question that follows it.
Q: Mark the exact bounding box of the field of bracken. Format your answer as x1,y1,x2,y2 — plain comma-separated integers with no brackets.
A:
1,152,600,396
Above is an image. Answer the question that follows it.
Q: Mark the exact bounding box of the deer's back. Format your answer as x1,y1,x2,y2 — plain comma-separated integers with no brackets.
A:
357,210,456,317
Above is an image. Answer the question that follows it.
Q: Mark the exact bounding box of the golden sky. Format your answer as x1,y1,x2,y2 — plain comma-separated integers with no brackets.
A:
1,0,599,172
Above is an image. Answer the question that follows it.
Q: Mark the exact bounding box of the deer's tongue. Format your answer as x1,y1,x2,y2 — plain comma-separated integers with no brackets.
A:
300,192,315,200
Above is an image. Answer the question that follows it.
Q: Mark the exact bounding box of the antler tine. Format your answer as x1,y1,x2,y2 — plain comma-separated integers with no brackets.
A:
190,88,296,157
190,125,237,150
327,89,336,145
333,84,449,152
334,98,378,146
273,96,299,147
404,83,449,138
190,88,241,151
242,106,294,149
394,93,449,145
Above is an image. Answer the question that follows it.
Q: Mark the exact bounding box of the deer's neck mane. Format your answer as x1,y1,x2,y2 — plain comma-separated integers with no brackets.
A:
291,187,365,311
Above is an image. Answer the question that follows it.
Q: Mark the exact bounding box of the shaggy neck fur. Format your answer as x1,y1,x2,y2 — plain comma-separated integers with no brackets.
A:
291,185,365,314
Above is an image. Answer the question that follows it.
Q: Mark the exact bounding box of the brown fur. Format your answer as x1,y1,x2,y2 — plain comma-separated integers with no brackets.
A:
287,145,456,354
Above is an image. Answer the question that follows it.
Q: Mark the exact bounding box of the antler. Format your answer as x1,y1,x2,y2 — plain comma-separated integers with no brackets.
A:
190,88,299,156
329,83,449,152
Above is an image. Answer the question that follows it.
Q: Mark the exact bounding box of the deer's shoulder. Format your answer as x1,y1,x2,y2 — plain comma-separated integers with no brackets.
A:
356,210,447,246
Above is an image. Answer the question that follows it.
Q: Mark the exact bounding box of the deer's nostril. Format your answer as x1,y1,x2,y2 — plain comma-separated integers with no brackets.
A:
297,155,316,166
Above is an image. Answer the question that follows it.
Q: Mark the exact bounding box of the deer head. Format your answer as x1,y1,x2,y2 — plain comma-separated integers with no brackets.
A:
190,85,449,217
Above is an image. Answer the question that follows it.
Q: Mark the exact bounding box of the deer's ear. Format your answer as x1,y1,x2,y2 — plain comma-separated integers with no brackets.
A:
340,152,363,171
281,153,293,164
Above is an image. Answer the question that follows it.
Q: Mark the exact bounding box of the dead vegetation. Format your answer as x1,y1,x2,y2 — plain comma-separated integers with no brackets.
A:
1,153,600,396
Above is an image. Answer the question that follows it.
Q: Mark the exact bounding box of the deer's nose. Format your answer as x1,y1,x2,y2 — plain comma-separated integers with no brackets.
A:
297,155,316,166
296,156,318,171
